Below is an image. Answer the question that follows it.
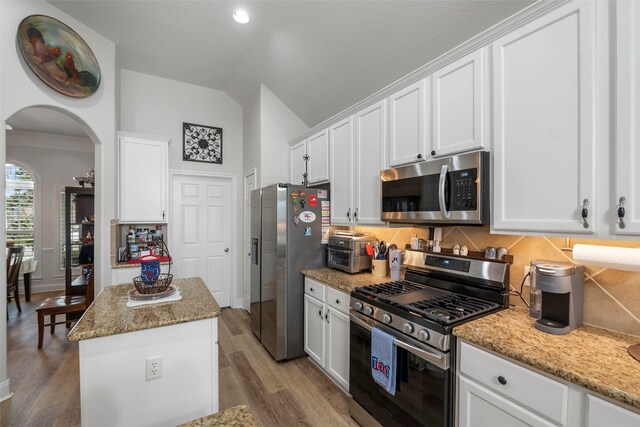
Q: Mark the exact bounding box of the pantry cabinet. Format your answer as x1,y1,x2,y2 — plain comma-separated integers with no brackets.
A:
289,140,307,185
491,1,597,235
432,48,487,158
388,78,430,167
615,0,640,236
303,278,350,391
118,132,169,223
330,100,386,226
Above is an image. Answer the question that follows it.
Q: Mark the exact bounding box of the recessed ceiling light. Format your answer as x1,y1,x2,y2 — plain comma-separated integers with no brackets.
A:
233,9,250,24
5,124,13,131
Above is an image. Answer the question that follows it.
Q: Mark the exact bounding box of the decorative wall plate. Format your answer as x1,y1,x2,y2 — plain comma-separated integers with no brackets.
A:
16,15,101,98
183,122,223,164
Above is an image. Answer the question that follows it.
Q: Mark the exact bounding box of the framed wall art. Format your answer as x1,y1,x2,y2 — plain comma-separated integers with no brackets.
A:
183,122,223,164
16,15,101,98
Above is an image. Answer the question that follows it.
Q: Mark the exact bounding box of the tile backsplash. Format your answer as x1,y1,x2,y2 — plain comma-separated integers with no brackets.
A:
352,225,640,337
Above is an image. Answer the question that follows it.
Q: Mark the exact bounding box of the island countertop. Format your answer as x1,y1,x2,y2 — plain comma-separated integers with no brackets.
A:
68,277,221,342
453,307,640,410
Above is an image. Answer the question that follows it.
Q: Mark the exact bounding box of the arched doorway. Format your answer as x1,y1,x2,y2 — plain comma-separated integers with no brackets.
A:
1,105,100,423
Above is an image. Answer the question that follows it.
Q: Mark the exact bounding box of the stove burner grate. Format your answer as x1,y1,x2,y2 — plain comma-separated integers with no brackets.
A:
402,294,499,325
356,281,425,298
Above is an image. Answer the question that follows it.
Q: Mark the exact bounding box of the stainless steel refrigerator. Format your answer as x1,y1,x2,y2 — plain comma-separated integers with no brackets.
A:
250,184,329,361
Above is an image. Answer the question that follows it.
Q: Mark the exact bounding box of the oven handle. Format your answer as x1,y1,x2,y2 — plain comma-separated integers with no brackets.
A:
350,313,450,370
438,164,451,219
328,248,352,255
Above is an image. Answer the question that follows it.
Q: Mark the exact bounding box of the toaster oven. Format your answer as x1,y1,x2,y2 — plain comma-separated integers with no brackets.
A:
327,232,374,274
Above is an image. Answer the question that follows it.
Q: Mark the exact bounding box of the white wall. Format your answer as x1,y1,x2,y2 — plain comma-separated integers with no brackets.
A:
1,1,116,401
260,84,308,186
242,86,261,187
6,130,95,293
120,69,244,304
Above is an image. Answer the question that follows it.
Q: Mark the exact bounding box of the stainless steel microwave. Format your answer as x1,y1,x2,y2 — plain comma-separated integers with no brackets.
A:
380,151,490,225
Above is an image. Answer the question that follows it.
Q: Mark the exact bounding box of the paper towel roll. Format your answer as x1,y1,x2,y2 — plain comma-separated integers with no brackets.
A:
572,244,640,272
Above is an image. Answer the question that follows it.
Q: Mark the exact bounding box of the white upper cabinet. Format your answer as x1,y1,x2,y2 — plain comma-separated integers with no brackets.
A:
329,117,354,225
492,1,596,234
289,140,307,185
615,0,640,235
354,100,387,225
118,132,169,223
432,48,487,158
330,100,387,226
307,129,330,185
388,78,431,167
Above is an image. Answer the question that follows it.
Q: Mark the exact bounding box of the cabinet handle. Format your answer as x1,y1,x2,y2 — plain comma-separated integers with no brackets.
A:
347,208,351,221
325,312,329,324
581,199,589,229
310,287,314,292
336,299,340,304
417,153,423,159
318,309,322,318
618,196,627,229
498,376,507,385
162,210,165,220
354,208,358,222
431,150,436,156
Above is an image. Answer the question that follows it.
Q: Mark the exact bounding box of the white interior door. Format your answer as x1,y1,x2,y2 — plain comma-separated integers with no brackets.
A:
243,170,256,311
172,175,232,307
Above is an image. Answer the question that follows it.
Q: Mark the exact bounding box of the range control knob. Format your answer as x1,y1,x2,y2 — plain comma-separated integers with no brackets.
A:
363,306,374,316
382,313,392,324
354,302,364,311
417,329,430,342
403,323,414,334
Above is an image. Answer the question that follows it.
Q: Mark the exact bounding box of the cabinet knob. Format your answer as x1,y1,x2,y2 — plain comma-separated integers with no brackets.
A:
618,196,627,229
417,153,423,159
325,313,329,323
310,287,314,292
431,150,436,156
336,299,340,304
581,199,589,229
318,309,322,318
354,208,358,222
224,248,230,253
498,376,507,385
347,208,351,221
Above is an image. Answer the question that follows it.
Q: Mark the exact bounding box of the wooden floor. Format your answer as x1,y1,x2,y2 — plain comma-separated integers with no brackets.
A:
1,300,357,426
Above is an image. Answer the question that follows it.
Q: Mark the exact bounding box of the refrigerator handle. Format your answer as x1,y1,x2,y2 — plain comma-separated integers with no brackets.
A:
251,238,259,265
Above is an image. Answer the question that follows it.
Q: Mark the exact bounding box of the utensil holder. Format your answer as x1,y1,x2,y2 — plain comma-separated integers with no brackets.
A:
371,259,388,278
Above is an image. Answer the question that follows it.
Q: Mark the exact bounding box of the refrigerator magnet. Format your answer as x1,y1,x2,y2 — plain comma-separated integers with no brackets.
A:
304,227,312,237
300,199,306,208
308,194,317,207
299,211,316,223
291,206,298,213
292,215,300,226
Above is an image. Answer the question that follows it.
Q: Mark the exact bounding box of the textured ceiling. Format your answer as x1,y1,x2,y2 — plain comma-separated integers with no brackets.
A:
50,0,534,128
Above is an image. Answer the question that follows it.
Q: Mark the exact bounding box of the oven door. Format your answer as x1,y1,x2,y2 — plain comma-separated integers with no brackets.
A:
327,247,353,272
349,312,452,427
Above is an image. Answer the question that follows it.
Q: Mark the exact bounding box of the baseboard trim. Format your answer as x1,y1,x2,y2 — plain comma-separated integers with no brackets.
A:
234,297,244,309
0,379,13,403
28,283,65,294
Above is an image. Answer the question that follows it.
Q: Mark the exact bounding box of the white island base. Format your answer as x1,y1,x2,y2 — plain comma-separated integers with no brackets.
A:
79,317,218,426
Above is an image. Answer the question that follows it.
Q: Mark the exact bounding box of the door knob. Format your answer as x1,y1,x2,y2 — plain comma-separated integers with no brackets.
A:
224,248,230,253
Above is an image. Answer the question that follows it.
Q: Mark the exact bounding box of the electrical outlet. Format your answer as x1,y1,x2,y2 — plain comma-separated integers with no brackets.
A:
523,266,531,287
146,356,162,381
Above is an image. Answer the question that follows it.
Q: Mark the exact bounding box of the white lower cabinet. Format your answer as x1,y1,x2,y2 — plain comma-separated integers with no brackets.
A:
586,394,640,427
111,267,139,285
457,341,640,427
303,278,350,391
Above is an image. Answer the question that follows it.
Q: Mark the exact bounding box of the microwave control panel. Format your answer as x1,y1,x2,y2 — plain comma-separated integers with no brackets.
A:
451,169,478,211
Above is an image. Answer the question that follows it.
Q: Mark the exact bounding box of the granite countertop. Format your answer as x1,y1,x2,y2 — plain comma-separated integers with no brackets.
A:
68,277,221,341
301,267,397,293
453,307,640,410
179,405,257,427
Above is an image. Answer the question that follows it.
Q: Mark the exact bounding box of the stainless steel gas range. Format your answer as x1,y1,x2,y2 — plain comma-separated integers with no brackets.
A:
348,249,510,427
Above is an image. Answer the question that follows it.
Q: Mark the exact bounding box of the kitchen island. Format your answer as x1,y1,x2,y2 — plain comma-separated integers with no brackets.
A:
68,277,221,427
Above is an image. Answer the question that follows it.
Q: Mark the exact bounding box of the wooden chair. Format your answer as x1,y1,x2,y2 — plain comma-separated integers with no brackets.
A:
7,245,25,315
36,264,95,349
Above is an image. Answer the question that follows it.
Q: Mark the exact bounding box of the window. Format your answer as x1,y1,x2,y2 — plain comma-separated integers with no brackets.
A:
5,163,35,257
